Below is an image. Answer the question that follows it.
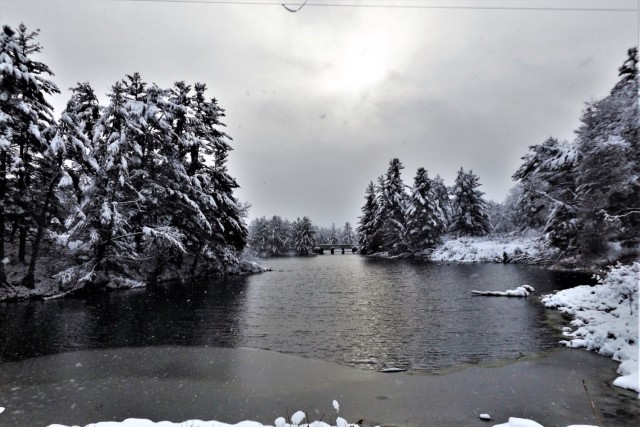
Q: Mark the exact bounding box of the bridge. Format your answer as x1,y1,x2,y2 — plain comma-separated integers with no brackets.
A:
315,244,358,254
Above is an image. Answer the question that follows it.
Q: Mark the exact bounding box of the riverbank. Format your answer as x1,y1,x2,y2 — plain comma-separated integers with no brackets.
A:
1,346,638,427
0,254,266,303
366,233,554,266
542,262,639,395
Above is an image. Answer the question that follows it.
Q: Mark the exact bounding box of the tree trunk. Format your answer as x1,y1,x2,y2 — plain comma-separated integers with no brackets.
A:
22,172,61,289
190,244,202,276
0,152,7,285
18,223,27,264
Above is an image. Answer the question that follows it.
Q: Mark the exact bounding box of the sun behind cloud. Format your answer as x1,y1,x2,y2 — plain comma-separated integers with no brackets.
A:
326,30,393,94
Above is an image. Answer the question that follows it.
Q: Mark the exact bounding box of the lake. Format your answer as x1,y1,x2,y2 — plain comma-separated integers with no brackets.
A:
0,254,594,371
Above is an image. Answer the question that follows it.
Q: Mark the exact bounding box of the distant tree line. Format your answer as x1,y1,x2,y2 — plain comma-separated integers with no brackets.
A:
247,216,356,256
0,24,247,289
356,159,491,255
358,48,639,266
509,47,639,265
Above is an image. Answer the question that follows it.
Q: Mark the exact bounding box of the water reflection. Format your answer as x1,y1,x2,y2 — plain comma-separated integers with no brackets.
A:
0,256,594,372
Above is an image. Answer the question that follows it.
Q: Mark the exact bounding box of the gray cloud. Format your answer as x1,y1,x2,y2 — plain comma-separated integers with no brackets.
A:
4,0,637,227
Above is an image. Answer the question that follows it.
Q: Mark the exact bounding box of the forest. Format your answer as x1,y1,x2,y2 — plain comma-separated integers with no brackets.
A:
1,21,638,298
0,24,248,292
248,47,640,268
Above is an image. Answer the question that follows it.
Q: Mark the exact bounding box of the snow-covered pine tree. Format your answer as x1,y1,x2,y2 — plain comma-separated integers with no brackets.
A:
329,223,339,245
292,216,316,255
573,47,639,259
248,216,269,255
266,215,288,256
377,158,409,253
406,167,446,251
341,222,355,246
69,80,145,278
356,181,380,254
449,168,491,236
0,24,60,286
187,83,247,268
432,174,452,228
513,136,580,254
513,137,579,253
57,82,102,204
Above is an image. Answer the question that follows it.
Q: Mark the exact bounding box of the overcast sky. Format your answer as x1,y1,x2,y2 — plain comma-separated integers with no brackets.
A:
4,0,638,227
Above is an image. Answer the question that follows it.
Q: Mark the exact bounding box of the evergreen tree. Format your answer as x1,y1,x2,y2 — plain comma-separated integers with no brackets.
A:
266,215,288,256
0,24,59,286
248,216,269,254
449,168,491,236
377,158,409,253
292,216,316,255
187,83,247,266
573,47,639,258
329,223,339,244
406,167,446,250
432,174,452,228
513,137,579,253
341,221,355,246
356,181,381,253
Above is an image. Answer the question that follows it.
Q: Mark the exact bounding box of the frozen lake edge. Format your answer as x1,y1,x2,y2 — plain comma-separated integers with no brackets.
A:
0,346,638,427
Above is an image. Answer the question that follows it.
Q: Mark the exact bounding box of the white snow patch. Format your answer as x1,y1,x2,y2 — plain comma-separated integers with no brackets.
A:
430,234,552,264
48,418,369,427
543,262,639,395
472,285,535,297
493,418,544,427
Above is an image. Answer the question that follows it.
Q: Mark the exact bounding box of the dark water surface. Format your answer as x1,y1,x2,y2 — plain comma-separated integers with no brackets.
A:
0,255,594,372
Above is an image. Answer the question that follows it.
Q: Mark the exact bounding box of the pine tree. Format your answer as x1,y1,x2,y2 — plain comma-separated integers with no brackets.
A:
329,223,339,245
267,215,288,256
573,47,639,258
292,216,316,255
449,168,491,236
248,216,269,254
377,158,409,253
0,24,59,286
341,222,355,246
187,83,247,267
432,174,452,228
512,137,578,252
406,167,446,250
356,181,381,253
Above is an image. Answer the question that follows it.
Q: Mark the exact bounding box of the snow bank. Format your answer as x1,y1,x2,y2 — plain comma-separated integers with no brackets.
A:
492,418,595,427
46,401,371,427
430,234,552,264
48,420,358,427
542,262,639,394
48,417,366,427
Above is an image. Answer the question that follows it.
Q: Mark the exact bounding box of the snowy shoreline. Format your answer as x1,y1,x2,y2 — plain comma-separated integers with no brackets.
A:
542,262,639,395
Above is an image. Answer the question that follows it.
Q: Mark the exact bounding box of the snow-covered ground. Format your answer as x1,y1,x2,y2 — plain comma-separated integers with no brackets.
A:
543,262,639,395
45,416,595,427
48,418,358,427
430,234,553,264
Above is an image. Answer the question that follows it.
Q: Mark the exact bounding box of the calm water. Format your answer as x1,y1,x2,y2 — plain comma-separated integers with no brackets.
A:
0,255,594,371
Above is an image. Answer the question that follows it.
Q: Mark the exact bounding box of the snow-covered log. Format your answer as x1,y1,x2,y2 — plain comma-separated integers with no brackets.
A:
471,285,535,297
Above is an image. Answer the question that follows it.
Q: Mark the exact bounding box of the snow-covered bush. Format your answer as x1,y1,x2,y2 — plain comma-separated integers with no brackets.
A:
543,262,639,393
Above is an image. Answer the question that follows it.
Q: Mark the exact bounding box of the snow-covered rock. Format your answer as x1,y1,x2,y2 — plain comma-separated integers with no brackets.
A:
543,262,639,394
